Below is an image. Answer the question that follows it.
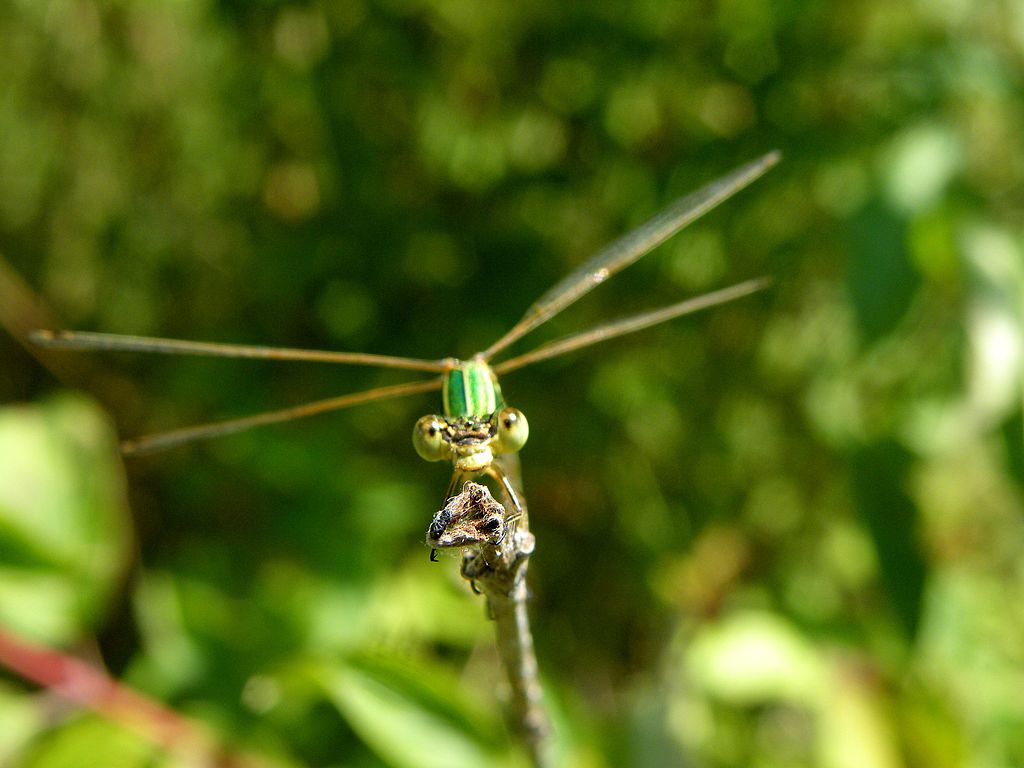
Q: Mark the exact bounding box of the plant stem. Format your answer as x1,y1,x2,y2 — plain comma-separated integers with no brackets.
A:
475,549,550,767
433,463,552,767
0,627,268,768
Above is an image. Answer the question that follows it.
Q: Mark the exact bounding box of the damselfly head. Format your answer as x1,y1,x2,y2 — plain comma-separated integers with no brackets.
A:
412,407,529,471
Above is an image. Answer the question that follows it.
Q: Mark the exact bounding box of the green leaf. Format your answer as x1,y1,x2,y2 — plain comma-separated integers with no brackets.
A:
0,682,45,762
1001,408,1024,489
316,655,512,768
18,715,160,768
0,395,131,644
849,441,926,640
847,200,921,343
686,611,825,706
963,225,1024,426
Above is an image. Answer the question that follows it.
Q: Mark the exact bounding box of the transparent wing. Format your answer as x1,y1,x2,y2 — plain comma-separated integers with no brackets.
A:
31,330,448,373
491,277,770,375
480,151,780,360
120,376,444,455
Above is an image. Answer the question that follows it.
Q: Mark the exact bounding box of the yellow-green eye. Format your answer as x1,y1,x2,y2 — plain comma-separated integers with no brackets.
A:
413,416,451,462
494,407,528,455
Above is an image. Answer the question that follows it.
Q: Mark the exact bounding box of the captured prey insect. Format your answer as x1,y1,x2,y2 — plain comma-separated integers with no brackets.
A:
427,480,509,565
32,152,780,550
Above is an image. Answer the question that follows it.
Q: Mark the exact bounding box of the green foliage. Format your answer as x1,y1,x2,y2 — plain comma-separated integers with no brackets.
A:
0,396,130,644
1,0,1023,766
17,716,160,768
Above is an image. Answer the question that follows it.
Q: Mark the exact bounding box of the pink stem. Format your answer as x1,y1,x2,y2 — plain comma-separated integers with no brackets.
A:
0,627,261,767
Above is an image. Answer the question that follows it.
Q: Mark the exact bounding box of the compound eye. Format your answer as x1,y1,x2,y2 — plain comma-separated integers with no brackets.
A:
413,416,451,462
494,407,529,454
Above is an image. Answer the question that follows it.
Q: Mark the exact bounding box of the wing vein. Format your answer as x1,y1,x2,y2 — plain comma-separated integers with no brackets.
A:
31,330,448,372
479,151,780,360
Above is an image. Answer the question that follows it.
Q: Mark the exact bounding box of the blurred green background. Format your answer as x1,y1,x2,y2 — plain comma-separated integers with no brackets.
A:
1,0,1022,766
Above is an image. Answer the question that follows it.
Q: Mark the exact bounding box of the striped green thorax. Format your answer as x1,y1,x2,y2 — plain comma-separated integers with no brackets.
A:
412,358,529,474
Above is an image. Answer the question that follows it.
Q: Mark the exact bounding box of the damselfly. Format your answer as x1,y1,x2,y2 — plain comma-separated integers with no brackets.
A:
33,152,779,532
